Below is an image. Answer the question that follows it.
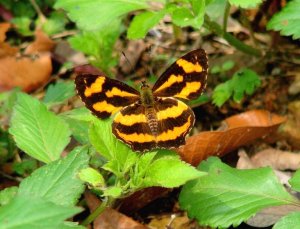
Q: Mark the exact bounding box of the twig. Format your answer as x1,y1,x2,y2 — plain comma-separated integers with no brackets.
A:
29,0,47,24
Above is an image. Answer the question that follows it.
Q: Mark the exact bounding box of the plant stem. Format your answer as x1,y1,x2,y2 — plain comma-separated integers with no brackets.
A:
223,2,231,34
29,0,47,24
81,196,115,226
204,14,262,57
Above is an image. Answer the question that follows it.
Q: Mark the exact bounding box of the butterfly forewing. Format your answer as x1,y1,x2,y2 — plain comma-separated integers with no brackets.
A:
75,74,140,118
152,49,208,100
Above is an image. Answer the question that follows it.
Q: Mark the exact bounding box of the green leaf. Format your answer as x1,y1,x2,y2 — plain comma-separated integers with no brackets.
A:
9,93,71,163
205,0,227,20
228,0,263,8
273,212,300,229
43,81,75,105
0,196,81,229
127,10,166,39
289,169,300,192
102,187,122,198
78,167,105,187
60,107,94,122
212,68,261,106
42,11,67,35
89,118,138,177
143,155,205,188
179,157,296,228
170,4,205,28
11,17,34,36
68,20,121,73
55,0,149,30
18,146,89,206
267,0,300,39
0,187,18,207
12,159,37,175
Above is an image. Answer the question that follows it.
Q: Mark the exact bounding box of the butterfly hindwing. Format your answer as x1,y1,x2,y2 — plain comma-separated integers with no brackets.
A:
75,74,140,118
152,49,208,100
155,97,195,149
112,103,156,152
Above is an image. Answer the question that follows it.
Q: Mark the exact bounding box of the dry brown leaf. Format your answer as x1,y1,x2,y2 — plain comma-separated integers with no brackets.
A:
0,54,52,92
25,29,55,54
246,205,300,228
85,191,149,229
0,23,18,57
0,22,10,42
177,110,286,166
251,148,300,170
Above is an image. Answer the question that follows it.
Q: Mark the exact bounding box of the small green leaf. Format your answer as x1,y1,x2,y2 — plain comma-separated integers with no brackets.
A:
60,107,94,122
289,169,300,192
171,5,204,28
273,212,300,229
179,157,296,228
42,11,67,35
212,68,261,106
18,146,89,206
228,0,263,8
0,187,18,207
143,155,205,188
11,17,34,36
127,10,166,39
267,0,300,39
55,0,149,30
9,93,71,163
43,81,75,105
12,159,37,175
78,167,105,187
103,187,122,198
0,196,81,229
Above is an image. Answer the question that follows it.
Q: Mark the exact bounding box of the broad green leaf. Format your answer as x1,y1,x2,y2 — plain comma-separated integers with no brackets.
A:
127,10,166,39
42,11,67,35
18,146,89,206
205,0,227,20
170,4,205,28
273,212,300,229
103,187,122,198
143,156,205,188
228,0,262,8
9,93,71,163
0,187,18,206
43,81,75,105
60,107,93,122
289,169,300,192
68,20,121,73
179,157,296,228
64,118,90,144
89,118,138,176
11,17,33,36
0,196,81,229
78,167,105,187
212,68,261,106
267,0,300,39
55,0,149,30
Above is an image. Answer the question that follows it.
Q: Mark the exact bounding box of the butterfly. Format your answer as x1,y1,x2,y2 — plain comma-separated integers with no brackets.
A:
75,49,208,152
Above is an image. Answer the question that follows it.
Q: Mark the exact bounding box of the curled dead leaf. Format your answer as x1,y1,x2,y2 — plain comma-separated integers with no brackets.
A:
25,29,55,54
0,23,18,57
177,110,286,166
0,54,52,92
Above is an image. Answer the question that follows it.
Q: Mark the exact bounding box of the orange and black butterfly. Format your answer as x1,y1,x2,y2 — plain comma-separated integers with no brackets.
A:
75,49,208,152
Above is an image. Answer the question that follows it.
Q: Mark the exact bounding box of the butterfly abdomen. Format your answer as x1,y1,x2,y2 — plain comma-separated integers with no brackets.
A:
145,107,158,137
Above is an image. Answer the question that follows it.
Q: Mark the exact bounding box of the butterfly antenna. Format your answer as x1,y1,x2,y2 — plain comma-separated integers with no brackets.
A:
122,51,134,73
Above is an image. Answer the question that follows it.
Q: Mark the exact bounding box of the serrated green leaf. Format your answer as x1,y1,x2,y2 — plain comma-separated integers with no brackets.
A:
228,0,263,8
273,212,300,229
212,68,261,106
43,81,75,105
179,157,296,228
9,93,71,163
60,107,94,122
143,156,205,188
55,0,149,30
267,0,300,39
127,10,166,39
0,196,81,229
0,187,18,207
18,146,89,206
171,4,205,28
289,169,300,192
78,167,105,187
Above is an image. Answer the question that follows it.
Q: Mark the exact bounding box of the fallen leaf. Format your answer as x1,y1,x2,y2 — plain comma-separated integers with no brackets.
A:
251,148,300,170
177,110,286,166
25,29,55,54
0,23,18,57
85,191,149,229
0,54,52,92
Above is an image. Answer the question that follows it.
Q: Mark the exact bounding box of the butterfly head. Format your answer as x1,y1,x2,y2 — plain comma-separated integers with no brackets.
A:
141,80,150,90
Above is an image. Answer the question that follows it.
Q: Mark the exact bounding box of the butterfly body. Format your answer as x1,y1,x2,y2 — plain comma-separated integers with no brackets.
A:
75,49,208,152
